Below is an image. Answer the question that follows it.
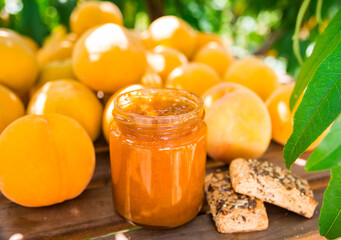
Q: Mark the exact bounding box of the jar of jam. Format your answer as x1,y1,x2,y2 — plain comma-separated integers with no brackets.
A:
109,88,207,228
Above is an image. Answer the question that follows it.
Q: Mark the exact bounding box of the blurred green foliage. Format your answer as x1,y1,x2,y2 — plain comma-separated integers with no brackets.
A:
0,0,340,77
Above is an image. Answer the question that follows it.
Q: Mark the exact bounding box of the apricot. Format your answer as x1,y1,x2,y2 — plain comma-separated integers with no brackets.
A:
38,59,75,82
0,114,95,207
194,31,224,53
22,35,38,52
140,69,163,87
27,80,103,141
37,33,76,68
266,83,327,151
72,23,147,92
140,30,153,50
43,25,68,46
13,89,30,106
70,1,123,36
147,46,188,80
0,28,38,92
0,84,25,134
102,84,144,142
165,62,220,96
224,57,279,101
30,59,76,97
148,16,196,58
202,82,271,162
193,42,234,77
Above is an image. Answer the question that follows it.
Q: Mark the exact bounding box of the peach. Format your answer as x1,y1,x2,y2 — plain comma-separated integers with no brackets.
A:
202,82,272,162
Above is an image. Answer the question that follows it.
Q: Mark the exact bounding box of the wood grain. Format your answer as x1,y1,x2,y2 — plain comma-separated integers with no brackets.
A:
0,185,136,240
0,142,330,240
102,188,326,240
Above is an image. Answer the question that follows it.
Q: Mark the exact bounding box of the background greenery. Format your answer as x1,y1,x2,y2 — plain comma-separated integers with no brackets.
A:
0,0,339,78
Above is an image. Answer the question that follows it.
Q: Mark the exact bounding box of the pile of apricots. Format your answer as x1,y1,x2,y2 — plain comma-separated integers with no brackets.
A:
0,1,326,208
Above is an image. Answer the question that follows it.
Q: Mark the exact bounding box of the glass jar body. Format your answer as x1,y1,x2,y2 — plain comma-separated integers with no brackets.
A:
109,88,207,228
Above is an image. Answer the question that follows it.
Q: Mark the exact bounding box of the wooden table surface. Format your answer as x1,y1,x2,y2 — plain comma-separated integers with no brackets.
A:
0,140,330,240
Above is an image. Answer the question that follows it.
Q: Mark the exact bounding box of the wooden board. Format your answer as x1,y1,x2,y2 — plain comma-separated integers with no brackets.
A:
106,188,326,240
0,142,330,240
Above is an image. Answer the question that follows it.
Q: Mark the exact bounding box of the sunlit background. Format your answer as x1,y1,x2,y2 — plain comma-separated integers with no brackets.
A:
0,0,340,76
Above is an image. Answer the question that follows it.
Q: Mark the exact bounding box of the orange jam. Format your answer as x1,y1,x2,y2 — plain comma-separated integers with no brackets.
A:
109,88,207,228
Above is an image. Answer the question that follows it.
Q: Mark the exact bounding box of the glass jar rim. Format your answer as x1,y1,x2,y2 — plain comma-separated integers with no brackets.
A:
113,88,204,126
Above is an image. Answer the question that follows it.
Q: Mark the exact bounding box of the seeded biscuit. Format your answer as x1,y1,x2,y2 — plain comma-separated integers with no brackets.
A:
205,170,268,233
229,158,318,218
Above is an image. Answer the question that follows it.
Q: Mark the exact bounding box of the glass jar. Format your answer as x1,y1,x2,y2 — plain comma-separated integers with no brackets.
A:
109,88,207,228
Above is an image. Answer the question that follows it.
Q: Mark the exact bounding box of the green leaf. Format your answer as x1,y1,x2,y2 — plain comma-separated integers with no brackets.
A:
319,166,341,239
289,8,341,110
306,115,341,171
283,41,341,169
19,0,49,45
53,0,77,30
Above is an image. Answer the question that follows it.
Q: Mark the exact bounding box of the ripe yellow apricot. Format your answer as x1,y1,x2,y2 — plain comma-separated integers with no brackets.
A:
147,46,188,80
202,82,271,162
266,83,327,151
39,59,75,83
194,31,224,52
148,16,196,58
0,114,95,207
224,57,279,101
102,84,144,142
0,28,38,92
22,35,38,52
193,42,234,77
140,69,163,87
72,23,147,92
27,80,103,141
140,30,153,50
30,59,76,98
265,83,294,146
37,33,76,68
165,62,220,96
0,84,25,134
43,25,68,47
70,1,123,36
